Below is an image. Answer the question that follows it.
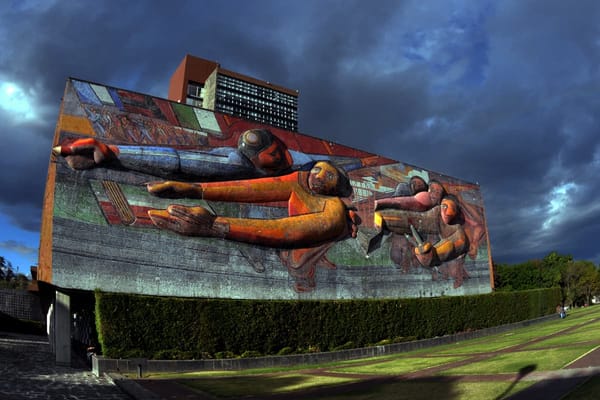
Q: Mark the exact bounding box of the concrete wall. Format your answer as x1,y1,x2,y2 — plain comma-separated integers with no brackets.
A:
41,78,494,300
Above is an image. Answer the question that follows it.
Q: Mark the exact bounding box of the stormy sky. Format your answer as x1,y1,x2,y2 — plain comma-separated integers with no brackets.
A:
1,0,599,272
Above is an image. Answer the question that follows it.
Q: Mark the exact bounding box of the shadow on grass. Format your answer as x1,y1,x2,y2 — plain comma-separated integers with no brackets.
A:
179,374,463,399
494,364,536,400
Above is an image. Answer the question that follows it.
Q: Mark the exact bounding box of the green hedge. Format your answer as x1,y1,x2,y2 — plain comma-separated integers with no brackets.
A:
0,311,45,336
95,287,561,359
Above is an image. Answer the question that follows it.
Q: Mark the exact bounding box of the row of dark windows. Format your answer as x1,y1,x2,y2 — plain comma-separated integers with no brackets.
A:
216,93,297,120
216,87,297,113
185,78,298,130
216,74,297,107
186,94,297,130
187,80,298,120
184,90,298,125
216,102,296,123
216,103,297,131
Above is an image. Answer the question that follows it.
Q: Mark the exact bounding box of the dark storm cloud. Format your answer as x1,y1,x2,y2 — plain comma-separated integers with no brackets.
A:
1,0,600,264
292,1,600,264
477,3,600,262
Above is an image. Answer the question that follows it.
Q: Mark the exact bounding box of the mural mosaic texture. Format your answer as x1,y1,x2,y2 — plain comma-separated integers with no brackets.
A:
40,78,493,299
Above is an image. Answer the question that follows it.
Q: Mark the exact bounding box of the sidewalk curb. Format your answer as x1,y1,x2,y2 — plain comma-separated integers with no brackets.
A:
107,373,162,400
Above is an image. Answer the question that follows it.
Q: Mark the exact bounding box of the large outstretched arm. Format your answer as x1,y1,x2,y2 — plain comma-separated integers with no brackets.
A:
147,173,300,203
414,227,468,267
53,138,257,179
148,198,353,248
375,191,436,212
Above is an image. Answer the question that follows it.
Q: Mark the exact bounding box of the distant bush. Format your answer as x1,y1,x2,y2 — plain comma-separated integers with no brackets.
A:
240,350,262,358
215,351,236,359
276,347,294,356
332,341,355,351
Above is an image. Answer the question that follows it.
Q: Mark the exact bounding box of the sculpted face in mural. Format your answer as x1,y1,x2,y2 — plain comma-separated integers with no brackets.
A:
237,129,293,175
411,196,468,267
146,161,359,292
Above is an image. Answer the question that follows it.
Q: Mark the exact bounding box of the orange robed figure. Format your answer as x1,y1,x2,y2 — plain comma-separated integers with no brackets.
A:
147,161,359,292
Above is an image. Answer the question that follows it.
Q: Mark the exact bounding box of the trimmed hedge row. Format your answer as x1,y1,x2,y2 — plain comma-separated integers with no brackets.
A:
95,287,561,359
0,311,46,336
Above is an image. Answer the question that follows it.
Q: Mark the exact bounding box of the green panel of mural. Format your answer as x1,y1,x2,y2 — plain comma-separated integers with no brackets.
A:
44,78,493,299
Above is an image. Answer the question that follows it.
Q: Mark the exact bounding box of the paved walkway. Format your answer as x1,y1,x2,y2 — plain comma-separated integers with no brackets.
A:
0,331,131,400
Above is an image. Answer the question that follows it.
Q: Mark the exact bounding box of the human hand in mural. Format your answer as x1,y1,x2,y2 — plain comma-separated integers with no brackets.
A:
52,138,118,169
148,205,228,237
347,209,360,238
147,181,204,199
412,197,469,268
375,180,445,212
414,241,434,267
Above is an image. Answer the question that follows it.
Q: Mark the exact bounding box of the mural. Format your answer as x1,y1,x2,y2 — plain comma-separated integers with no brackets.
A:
40,78,493,299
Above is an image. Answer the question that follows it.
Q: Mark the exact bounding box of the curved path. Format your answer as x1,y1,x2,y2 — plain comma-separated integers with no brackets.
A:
0,332,131,400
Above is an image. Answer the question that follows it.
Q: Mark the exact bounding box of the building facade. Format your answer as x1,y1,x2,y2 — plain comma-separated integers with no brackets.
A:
40,73,493,365
168,54,298,131
41,77,494,302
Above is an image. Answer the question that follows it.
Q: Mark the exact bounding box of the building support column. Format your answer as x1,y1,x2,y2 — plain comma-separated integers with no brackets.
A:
54,290,71,366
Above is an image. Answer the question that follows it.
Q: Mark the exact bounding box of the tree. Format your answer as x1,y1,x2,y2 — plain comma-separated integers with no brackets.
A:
540,252,565,287
542,251,573,269
578,265,600,306
494,256,563,291
494,252,573,292
0,256,12,282
0,255,29,290
560,260,600,307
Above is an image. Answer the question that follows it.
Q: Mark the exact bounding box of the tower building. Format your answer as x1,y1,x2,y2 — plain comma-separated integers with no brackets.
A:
168,54,299,131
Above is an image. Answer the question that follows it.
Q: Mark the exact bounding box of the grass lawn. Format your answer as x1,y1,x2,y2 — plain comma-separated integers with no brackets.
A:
429,308,600,356
134,306,600,399
524,321,600,349
331,355,467,375
440,345,596,375
430,332,542,355
181,376,535,400
452,381,534,400
179,373,357,397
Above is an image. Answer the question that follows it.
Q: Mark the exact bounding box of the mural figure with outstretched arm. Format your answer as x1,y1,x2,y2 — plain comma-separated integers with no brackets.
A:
54,132,359,292
53,129,294,180
146,161,359,292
